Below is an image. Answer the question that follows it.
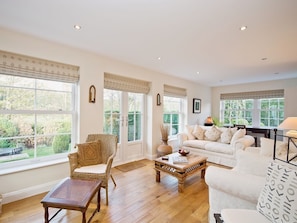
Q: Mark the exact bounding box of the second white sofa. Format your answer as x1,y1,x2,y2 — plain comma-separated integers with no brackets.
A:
177,125,255,167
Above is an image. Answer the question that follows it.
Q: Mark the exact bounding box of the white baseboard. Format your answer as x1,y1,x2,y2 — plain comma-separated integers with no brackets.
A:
2,179,62,204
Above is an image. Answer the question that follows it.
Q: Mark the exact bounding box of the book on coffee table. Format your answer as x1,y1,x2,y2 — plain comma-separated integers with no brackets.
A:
172,156,188,164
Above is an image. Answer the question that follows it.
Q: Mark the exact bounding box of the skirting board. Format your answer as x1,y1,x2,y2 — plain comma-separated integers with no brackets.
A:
2,179,62,204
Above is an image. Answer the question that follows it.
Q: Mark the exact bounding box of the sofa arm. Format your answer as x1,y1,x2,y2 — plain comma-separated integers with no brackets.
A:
233,135,255,150
177,133,188,148
205,166,265,204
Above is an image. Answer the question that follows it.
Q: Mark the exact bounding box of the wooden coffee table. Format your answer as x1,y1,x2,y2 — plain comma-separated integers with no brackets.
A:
155,152,207,192
41,177,101,223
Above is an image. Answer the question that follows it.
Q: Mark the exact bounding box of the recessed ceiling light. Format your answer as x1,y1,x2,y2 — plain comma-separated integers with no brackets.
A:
74,25,81,30
157,57,161,60
240,26,247,31
197,71,200,75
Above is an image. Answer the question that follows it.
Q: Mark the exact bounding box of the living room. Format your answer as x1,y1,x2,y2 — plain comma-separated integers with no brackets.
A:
0,1,297,222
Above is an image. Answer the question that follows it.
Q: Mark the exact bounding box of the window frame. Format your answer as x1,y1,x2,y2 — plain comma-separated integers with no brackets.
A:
220,97,284,127
163,95,185,137
0,75,78,172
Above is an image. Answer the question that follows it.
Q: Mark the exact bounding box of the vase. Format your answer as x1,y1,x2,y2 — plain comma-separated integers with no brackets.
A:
157,140,172,157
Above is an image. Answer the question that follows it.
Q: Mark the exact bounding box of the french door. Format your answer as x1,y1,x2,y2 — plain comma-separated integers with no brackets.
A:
103,89,145,164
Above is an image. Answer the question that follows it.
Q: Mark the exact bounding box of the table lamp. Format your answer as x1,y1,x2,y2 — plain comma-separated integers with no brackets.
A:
278,117,297,138
204,116,214,126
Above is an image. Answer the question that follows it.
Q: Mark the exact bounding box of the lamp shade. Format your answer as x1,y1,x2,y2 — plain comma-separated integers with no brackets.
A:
278,117,297,130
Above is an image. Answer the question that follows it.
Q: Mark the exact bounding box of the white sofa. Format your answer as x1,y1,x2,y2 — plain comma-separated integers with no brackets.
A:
177,125,255,167
205,149,271,223
205,136,297,223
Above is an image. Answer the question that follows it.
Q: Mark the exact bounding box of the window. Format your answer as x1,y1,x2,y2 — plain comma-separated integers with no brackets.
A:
260,98,284,127
0,50,79,169
163,96,185,136
0,74,76,167
220,90,284,127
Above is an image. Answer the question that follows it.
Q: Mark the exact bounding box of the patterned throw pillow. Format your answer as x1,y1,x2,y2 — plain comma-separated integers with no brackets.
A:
257,161,297,223
77,141,102,166
192,125,205,140
204,126,221,141
220,128,233,144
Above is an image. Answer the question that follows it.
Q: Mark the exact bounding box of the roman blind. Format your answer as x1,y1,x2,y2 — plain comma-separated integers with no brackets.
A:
164,84,187,97
104,72,150,94
220,89,284,100
0,50,80,83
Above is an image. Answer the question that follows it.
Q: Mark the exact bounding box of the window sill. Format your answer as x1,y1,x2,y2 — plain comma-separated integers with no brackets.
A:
0,158,68,176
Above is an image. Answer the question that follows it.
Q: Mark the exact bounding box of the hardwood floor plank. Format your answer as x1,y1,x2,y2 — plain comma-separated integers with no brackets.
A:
0,159,214,223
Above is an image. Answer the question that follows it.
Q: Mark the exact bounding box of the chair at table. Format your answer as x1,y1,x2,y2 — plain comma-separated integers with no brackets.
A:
68,134,118,205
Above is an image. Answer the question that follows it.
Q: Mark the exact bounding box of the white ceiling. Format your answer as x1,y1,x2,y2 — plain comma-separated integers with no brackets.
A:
1,0,297,86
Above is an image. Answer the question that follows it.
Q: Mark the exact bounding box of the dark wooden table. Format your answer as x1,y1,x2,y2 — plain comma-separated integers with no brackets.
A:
41,177,101,223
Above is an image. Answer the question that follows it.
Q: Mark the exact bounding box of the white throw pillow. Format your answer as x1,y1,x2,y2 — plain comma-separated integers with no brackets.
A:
192,125,205,140
220,128,233,144
230,128,246,145
260,137,287,157
204,126,221,141
185,125,196,140
233,150,271,177
257,161,297,223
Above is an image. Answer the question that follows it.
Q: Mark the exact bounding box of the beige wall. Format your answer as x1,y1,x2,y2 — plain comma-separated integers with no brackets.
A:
0,27,211,203
211,78,297,120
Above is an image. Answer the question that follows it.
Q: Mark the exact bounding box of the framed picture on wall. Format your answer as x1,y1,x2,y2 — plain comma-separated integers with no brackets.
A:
193,98,201,113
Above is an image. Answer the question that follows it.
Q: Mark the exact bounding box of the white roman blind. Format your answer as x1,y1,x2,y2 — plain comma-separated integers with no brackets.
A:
104,72,150,94
164,84,187,97
220,89,284,100
0,50,79,83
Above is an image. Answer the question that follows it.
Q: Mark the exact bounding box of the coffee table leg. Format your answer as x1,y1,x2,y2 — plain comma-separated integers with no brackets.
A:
201,168,206,179
156,170,160,182
44,206,49,223
178,179,184,193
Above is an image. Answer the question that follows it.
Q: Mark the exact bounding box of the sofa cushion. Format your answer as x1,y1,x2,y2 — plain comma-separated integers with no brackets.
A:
230,128,246,145
233,150,271,177
185,125,196,140
260,137,287,156
220,128,233,144
257,161,297,223
183,140,208,149
192,125,205,140
205,142,233,155
205,126,222,141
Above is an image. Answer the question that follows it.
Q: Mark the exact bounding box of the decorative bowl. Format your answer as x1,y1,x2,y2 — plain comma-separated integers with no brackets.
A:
179,149,190,156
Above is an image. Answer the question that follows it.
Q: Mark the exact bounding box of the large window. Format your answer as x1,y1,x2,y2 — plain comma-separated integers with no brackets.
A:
163,96,185,136
220,90,284,127
0,74,76,167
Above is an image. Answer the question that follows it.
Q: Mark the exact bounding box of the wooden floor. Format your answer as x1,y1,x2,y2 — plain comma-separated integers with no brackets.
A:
0,159,214,223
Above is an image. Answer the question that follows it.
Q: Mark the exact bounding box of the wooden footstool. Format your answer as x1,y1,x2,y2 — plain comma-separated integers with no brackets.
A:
41,177,101,223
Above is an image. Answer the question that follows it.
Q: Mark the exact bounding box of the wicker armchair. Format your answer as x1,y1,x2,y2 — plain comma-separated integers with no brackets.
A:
68,134,118,205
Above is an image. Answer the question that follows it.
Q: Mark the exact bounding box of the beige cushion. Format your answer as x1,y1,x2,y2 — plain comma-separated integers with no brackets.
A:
230,128,246,145
220,128,233,144
192,125,205,140
204,126,221,141
74,163,107,174
233,150,271,177
185,125,196,140
260,137,287,156
77,141,102,166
